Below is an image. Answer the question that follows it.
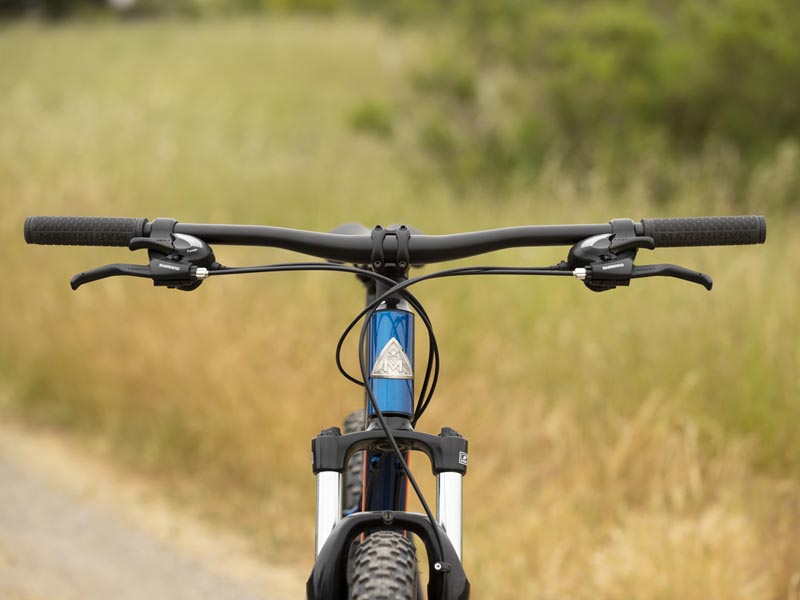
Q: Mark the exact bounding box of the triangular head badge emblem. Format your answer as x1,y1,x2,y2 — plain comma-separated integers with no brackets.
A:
371,337,413,380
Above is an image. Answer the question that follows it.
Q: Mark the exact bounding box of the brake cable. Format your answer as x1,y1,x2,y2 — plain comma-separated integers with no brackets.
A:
205,262,450,580
350,264,573,589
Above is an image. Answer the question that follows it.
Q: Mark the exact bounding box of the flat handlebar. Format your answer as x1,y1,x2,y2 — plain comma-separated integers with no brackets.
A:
24,215,767,264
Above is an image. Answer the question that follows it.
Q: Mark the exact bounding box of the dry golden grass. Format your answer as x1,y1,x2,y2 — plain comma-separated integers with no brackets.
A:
1,17,799,598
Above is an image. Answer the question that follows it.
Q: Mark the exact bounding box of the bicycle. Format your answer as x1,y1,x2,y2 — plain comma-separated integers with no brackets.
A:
24,214,767,599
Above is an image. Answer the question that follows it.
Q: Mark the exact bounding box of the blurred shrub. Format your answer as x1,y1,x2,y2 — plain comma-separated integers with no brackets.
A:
349,101,394,138
400,0,800,191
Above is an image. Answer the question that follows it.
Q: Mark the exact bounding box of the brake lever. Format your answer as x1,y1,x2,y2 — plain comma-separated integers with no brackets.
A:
631,264,713,290
574,258,713,291
71,259,210,291
70,263,152,290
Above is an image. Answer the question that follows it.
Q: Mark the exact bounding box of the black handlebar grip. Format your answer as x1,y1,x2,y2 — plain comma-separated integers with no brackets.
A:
24,216,148,247
640,215,766,247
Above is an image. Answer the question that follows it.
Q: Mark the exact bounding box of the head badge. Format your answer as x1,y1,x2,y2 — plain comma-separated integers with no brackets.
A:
371,337,413,380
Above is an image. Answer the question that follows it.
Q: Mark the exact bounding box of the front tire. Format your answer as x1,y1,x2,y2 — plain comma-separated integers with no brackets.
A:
348,530,418,600
343,410,365,512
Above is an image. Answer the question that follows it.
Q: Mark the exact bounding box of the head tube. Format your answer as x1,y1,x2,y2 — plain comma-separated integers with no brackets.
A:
368,304,414,417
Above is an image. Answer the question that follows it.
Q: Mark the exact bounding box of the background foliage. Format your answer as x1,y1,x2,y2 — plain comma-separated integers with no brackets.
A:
7,0,800,196
404,0,800,187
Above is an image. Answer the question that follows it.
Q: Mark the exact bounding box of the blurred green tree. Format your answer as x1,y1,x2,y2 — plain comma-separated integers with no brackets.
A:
401,0,800,187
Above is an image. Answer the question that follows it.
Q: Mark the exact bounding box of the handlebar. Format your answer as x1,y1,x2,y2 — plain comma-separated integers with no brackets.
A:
25,215,767,264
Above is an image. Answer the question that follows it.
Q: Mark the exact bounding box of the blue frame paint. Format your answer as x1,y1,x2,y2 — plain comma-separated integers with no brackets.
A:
368,307,414,417
363,305,414,512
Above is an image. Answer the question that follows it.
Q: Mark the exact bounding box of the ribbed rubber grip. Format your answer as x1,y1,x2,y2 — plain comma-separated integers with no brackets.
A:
641,215,766,247
24,216,148,247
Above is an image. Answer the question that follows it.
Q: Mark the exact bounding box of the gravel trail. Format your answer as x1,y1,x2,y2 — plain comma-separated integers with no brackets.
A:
0,422,305,600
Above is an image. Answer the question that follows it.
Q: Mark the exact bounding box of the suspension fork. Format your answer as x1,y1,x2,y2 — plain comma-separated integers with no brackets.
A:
314,270,466,558
313,425,467,558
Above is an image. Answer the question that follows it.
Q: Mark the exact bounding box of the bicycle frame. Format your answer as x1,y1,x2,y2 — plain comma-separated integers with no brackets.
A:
309,275,470,599
361,292,414,517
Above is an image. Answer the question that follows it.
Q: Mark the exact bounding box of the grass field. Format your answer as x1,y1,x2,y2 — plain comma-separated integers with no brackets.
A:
2,17,799,599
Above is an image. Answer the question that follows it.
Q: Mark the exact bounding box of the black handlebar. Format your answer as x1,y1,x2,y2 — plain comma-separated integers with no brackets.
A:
173,222,617,264
24,215,767,264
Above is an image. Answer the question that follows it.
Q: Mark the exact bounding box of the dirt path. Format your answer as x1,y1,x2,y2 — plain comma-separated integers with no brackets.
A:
0,421,306,600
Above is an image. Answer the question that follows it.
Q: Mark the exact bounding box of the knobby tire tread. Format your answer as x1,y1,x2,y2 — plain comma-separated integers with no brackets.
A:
348,530,418,600
343,410,365,511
